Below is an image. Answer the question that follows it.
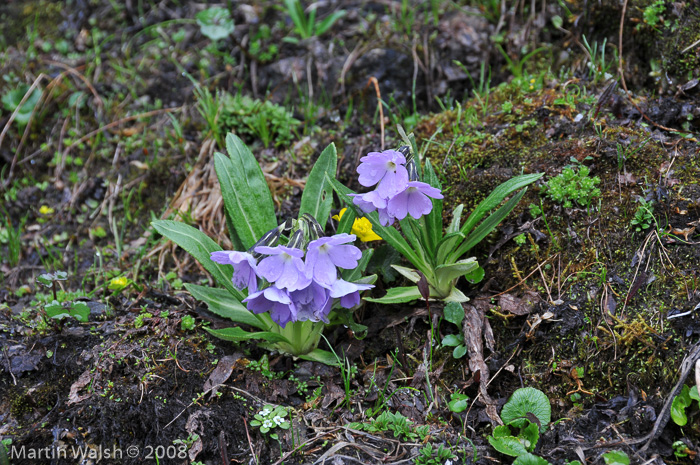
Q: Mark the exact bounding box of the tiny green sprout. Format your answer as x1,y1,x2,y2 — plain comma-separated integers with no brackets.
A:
630,198,654,232
514,234,527,246
180,315,196,331
448,392,470,413
528,203,542,217
672,440,691,459
134,312,153,329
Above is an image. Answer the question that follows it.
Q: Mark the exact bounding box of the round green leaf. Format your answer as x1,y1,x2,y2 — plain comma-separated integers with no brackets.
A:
443,301,464,326
488,435,529,457
196,7,235,41
441,334,463,347
513,452,551,465
448,393,470,413
602,450,630,465
452,344,467,359
501,387,551,431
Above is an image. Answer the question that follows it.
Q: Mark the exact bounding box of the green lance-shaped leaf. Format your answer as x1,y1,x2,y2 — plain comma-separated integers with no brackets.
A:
204,326,291,344
391,264,421,283
363,286,423,304
217,133,278,250
450,189,527,263
436,232,465,265
460,173,543,237
434,258,480,285
299,143,337,228
336,205,356,235
151,220,240,297
298,348,341,366
185,283,266,330
421,159,443,253
447,204,465,234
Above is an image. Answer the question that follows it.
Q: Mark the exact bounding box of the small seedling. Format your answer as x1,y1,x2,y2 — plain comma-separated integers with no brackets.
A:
250,405,291,440
36,271,68,301
630,198,654,232
349,410,428,442
441,302,467,359
670,384,699,426
282,0,346,43
414,443,457,465
2,84,42,128
448,392,470,413
196,7,235,41
180,315,196,331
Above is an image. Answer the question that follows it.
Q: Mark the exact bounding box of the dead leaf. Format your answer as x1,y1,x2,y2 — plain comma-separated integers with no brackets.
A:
204,353,242,398
67,370,94,405
321,382,346,409
618,172,637,185
669,225,696,241
499,291,541,316
604,294,617,315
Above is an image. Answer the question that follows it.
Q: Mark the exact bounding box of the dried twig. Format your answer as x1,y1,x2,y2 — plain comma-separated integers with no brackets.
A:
366,77,385,150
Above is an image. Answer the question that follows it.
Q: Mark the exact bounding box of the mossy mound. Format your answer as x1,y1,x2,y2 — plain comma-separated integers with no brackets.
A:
413,79,700,418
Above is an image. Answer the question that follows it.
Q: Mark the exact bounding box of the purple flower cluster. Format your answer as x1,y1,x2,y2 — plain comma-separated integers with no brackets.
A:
211,233,373,328
350,149,443,226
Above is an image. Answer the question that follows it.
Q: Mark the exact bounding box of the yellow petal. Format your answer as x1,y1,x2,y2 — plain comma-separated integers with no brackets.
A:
332,208,347,222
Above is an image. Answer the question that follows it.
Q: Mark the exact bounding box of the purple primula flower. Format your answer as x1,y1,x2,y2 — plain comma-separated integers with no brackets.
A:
387,181,444,221
244,286,296,327
290,281,332,322
377,207,396,226
210,250,259,292
255,245,311,291
348,193,395,226
330,279,374,309
305,234,362,287
349,191,386,213
357,150,409,198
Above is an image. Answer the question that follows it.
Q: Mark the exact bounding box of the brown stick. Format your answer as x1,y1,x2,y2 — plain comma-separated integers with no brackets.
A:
366,77,385,150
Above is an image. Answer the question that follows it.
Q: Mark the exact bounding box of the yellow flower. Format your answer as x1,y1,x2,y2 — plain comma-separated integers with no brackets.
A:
39,205,54,215
108,276,130,291
332,208,382,242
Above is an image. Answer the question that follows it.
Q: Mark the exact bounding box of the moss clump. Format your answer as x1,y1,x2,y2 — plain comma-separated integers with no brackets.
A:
662,5,700,81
